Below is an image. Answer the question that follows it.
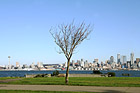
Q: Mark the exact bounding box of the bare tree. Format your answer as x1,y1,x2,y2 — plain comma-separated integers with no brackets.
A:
50,21,93,84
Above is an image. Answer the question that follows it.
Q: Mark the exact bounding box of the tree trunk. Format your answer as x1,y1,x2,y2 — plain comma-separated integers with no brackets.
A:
65,58,70,84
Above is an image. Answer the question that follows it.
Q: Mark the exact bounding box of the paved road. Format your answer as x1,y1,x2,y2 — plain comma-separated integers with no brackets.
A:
0,85,140,93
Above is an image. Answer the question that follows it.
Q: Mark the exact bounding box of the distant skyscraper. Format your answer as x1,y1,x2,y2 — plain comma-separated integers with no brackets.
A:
130,53,134,67
81,59,84,67
110,56,114,64
117,54,121,64
122,56,127,64
84,60,88,67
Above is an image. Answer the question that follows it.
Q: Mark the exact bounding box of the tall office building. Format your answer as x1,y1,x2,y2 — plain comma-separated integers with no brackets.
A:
122,56,127,64
117,54,121,64
130,53,134,67
84,60,88,67
110,56,114,64
81,59,84,67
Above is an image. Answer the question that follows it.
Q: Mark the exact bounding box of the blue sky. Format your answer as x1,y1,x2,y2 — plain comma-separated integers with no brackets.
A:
0,0,140,65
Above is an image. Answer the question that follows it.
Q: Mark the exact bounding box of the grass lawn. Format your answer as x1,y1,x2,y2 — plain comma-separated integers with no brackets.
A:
0,77,18,80
0,77,140,87
0,90,93,93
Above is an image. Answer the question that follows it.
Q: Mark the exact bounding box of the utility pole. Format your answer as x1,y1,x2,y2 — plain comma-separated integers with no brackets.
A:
8,56,11,70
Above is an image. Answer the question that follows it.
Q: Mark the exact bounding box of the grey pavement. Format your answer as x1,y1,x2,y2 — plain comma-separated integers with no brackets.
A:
0,85,140,93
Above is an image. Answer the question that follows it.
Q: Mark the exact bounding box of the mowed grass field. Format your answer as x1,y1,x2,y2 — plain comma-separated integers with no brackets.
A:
0,77,140,87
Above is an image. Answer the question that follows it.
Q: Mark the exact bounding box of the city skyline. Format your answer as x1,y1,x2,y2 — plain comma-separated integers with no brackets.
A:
1,52,140,71
1,52,139,66
0,0,140,65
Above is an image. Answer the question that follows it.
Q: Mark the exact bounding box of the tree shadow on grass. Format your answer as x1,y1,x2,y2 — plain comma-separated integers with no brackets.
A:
104,90,124,93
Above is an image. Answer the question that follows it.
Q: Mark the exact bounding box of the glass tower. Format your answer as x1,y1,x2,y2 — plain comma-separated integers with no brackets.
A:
130,53,134,67
117,54,121,64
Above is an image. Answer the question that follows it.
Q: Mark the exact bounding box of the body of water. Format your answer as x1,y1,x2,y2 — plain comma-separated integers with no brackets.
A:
0,70,140,77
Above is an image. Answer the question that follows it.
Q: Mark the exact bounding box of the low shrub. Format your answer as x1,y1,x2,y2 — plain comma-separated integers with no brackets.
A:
108,72,116,77
34,74,48,78
93,70,102,74
52,70,59,76
122,73,130,76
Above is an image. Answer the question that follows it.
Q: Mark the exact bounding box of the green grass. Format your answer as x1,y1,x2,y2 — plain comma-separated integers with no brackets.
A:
0,90,93,93
1,77,140,87
0,77,18,80
69,77,140,87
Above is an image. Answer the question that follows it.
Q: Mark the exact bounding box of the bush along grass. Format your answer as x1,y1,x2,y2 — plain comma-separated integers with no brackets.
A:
107,72,116,77
93,70,103,74
51,70,60,76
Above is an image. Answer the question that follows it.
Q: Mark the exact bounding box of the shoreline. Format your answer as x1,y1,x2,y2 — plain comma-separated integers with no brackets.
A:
0,69,139,71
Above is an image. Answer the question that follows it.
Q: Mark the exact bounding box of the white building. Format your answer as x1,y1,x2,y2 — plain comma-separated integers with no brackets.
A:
81,59,84,67
122,56,127,64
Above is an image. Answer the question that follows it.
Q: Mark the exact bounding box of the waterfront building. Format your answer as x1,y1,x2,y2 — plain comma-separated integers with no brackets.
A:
84,60,88,67
77,66,82,70
72,60,75,67
16,62,20,67
123,63,127,68
111,62,116,68
110,56,114,64
93,59,98,64
77,60,80,66
30,62,35,68
127,61,131,68
81,59,84,67
122,56,127,64
88,63,92,67
105,60,109,64
138,62,140,68
0,66,4,70
101,61,104,67
65,62,67,68
117,54,121,64
37,62,43,68
130,53,134,67
133,63,138,69
136,58,140,65
23,64,28,69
